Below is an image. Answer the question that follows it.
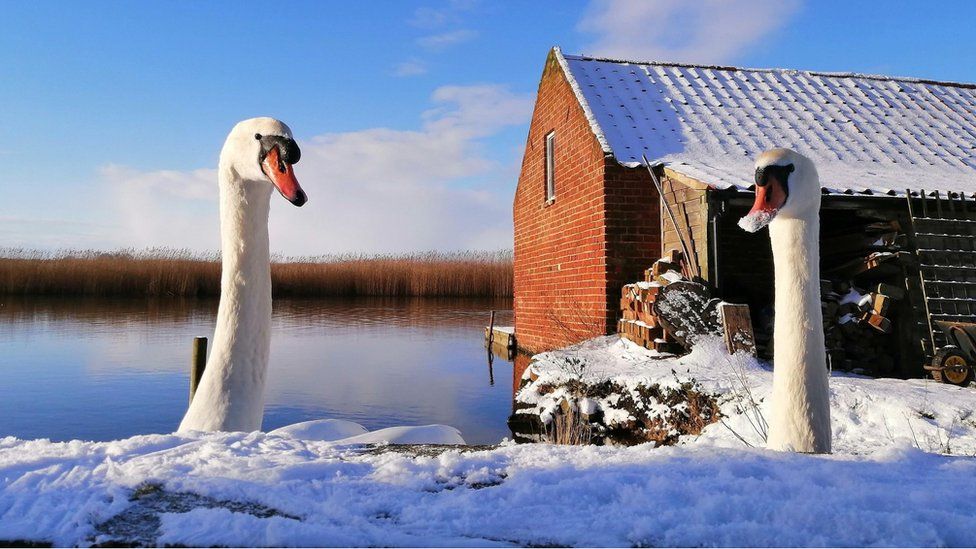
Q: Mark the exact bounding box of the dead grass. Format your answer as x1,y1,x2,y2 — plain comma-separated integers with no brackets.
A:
0,248,513,298
545,403,593,446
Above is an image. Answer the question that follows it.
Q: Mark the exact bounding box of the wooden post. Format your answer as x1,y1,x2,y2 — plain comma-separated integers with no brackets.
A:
190,336,208,403
487,310,496,386
488,310,496,347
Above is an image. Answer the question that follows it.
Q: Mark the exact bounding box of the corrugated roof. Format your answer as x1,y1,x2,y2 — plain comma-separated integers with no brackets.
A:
555,48,976,195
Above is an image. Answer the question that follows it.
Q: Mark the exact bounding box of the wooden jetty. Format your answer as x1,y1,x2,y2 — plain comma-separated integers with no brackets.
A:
485,326,516,353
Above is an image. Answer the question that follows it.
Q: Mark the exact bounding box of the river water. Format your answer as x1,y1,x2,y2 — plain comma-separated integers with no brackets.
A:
0,297,515,444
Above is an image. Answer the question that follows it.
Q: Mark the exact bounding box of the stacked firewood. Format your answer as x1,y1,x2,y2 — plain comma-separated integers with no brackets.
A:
617,250,685,354
821,280,904,375
741,215,912,373
818,217,912,375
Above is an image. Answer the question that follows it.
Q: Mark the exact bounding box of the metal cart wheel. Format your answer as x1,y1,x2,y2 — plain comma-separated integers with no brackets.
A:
932,345,975,386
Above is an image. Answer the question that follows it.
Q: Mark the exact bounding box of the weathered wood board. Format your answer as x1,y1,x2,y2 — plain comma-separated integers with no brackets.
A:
719,303,756,356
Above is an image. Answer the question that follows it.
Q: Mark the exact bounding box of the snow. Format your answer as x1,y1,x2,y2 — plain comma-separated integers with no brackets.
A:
660,270,683,283
555,49,976,197
263,422,464,446
333,425,465,446
522,336,976,454
839,288,866,305
268,419,369,441
738,209,775,233
5,337,976,546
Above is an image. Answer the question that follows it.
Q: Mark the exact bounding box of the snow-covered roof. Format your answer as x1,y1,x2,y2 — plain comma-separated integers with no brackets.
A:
555,48,976,195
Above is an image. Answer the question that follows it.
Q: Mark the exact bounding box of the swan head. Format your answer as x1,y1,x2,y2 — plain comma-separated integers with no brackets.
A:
219,117,306,206
738,148,819,232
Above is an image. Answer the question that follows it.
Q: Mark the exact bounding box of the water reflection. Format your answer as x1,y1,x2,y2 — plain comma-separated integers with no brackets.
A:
0,296,514,444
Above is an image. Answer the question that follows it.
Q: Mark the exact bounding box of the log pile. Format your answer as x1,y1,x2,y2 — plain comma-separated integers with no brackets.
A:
747,212,914,375
818,216,914,375
821,280,904,375
617,251,690,354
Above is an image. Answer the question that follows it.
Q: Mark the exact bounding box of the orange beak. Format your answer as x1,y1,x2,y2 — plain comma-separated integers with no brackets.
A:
739,176,788,232
262,146,306,207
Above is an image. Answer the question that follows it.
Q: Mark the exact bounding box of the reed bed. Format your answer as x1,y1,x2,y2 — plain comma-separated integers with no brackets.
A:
0,248,513,298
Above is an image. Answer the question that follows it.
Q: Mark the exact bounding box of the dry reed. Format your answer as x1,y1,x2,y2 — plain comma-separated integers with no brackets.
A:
545,402,594,446
0,248,512,298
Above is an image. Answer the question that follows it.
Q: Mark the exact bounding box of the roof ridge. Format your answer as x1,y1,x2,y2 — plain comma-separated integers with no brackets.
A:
559,50,976,90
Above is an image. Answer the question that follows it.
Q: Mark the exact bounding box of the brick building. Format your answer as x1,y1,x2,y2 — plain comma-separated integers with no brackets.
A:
513,48,976,372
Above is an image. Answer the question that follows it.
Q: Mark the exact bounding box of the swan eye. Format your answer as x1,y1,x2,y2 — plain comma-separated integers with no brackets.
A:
254,133,262,140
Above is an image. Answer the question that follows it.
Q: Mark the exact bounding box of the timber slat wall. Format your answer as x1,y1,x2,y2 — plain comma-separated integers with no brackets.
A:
660,175,708,278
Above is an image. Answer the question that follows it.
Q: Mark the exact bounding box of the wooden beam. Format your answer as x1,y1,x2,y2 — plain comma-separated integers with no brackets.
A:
662,168,711,191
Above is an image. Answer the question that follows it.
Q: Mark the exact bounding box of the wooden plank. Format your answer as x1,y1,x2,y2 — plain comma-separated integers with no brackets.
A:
652,260,682,277
871,293,892,317
861,312,893,334
662,167,710,191
665,249,683,264
636,312,660,327
719,303,756,356
638,286,661,301
484,327,515,350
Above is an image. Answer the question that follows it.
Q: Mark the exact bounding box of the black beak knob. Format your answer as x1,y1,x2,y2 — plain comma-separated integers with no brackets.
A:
257,134,302,165
755,163,794,187
755,166,768,187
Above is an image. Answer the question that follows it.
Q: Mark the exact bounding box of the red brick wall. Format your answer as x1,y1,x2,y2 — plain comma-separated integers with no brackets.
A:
603,162,661,328
513,50,661,353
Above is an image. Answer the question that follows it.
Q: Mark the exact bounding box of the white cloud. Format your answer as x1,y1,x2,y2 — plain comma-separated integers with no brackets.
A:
578,0,801,64
417,29,478,50
408,0,478,29
100,165,221,251
98,85,533,256
392,59,428,77
409,6,451,29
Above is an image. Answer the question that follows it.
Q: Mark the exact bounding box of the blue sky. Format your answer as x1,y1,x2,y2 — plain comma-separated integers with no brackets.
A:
2,0,975,255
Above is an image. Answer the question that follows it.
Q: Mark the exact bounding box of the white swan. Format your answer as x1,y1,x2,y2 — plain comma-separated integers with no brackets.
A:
738,148,831,453
178,117,306,433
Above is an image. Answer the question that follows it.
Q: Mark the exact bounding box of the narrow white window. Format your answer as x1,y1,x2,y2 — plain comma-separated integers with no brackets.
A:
545,131,556,202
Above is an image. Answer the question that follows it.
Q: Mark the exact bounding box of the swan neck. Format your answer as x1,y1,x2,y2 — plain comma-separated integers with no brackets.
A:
769,216,823,359
766,212,832,453
769,216,820,308
219,173,272,289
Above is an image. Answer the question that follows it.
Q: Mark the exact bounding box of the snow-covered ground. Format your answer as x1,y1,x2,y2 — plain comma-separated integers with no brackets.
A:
520,336,976,455
3,336,976,546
